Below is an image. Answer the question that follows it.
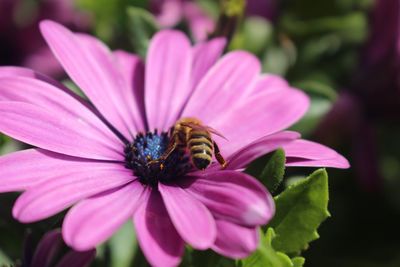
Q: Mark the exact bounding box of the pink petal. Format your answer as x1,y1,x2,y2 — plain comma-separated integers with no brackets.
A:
0,76,122,155
0,66,63,88
226,131,300,170
191,38,226,91
0,67,102,116
251,74,290,95
113,50,146,127
182,171,274,226
62,181,147,251
208,87,310,157
183,2,215,42
0,149,104,192
133,190,184,267
158,183,216,249
155,0,184,27
55,250,96,267
12,163,134,223
211,220,259,259
23,46,64,78
182,51,261,121
76,33,146,133
40,20,142,139
31,230,63,267
145,30,192,131
283,139,350,169
0,101,123,160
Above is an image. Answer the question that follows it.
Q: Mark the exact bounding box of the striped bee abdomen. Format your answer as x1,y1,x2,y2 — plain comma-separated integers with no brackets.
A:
188,130,213,170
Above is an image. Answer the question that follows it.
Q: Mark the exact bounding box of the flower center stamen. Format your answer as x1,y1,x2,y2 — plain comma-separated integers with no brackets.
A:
124,131,191,187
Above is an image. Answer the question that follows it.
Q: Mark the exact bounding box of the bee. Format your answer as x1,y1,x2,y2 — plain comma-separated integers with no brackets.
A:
153,118,227,170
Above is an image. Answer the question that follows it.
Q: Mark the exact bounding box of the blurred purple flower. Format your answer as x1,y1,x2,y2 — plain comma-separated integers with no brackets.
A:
151,0,215,41
0,21,347,267
353,0,400,115
20,230,95,267
0,0,90,78
316,0,400,191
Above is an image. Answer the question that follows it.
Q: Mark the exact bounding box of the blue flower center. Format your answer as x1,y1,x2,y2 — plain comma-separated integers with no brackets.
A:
124,131,191,187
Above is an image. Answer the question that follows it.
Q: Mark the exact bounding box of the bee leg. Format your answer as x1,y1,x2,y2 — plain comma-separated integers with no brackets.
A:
160,141,177,161
213,141,227,169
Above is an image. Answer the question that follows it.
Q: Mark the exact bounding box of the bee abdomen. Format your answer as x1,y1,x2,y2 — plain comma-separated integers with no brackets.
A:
188,135,213,170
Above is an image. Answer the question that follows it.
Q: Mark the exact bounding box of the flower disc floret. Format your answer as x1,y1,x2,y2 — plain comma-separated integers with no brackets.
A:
124,131,191,187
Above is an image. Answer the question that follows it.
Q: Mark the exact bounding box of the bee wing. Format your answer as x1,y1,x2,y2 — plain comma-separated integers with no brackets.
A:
181,122,228,140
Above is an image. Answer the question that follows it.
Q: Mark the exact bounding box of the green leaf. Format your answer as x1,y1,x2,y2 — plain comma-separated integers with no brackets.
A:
0,136,21,156
291,257,305,267
289,96,333,136
76,0,135,42
281,12,367,43
230,17,273,56
245,149,286,194
126,6,159,57
0,249,12,266
62,79,86,99
261,149,286,193
241,228,294,267
108,222,138,267
294,80,337,102
269,169,330,254
262,46,292,75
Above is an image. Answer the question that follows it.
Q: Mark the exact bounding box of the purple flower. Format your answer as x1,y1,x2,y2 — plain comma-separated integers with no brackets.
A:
21,230,95,267
0,21,348,267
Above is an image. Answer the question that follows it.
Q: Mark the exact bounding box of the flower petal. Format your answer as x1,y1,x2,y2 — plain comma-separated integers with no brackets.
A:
209,87,310,157
0,76,123,155
191,38,226,90
0,67,101,118
159,183,216,249
0,101,123,160
155,0,183,27
283,139,350,168
182,171,274,226
211,220,259,259
40,20,142,139
0,66,63,88
133,190,184,267
113,50,146,127
31,230,63,267
63,181,147,251
145,30,192,131
12,163,133,223
182,51,261,121
226,131,300,170
76,33,146,133
183,2,215,41
0,149,104,192
251,74,290,95
55,250,96,267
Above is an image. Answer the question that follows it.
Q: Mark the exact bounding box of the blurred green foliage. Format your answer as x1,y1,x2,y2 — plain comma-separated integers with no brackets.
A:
75,0,150,49
126,6,159,58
